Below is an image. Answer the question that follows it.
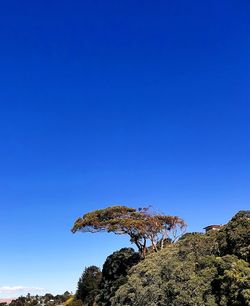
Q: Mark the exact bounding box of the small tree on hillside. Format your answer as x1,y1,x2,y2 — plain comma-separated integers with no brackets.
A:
75,265,102,305
97,248,140,306
72,205,186,257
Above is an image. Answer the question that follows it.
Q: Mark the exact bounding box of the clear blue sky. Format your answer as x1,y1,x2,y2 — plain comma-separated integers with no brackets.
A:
0,0,249,298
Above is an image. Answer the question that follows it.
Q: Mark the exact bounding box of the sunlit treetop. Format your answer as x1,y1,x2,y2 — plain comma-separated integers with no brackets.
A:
72,205,186,257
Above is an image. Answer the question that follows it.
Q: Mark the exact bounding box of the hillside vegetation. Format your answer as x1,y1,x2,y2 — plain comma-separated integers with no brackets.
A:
73,210,250,306
8,211,249,306
112,211,250,306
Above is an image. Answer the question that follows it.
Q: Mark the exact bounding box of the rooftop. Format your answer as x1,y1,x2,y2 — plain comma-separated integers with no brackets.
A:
203,225,223,229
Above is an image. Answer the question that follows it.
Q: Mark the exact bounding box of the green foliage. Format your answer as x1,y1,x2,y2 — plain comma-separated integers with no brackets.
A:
203,255,250,305
75,266,102,306
216,210,250,261
112,211,250,306
96,248,140,306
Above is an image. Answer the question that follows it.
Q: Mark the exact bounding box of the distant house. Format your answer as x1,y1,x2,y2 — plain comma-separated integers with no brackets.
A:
204,224,223,233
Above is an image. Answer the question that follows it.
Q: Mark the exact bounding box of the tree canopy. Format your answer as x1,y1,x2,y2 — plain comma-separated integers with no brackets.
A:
96,248,140,306
75,265,102,305
112,211,250,306
71,205,186,257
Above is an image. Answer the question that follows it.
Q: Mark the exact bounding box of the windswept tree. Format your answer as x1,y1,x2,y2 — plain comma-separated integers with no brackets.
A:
71,205,186,257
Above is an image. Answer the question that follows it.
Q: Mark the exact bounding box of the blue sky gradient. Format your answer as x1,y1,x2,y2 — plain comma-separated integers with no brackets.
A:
0,0,249,298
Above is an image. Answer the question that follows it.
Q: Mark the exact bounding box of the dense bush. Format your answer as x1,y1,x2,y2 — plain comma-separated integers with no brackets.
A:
112,212,250,306
96,248,140,306
216,210,250,261
75,266,102,305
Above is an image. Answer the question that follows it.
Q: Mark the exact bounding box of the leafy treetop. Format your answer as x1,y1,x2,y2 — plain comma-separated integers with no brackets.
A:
72,205,186,257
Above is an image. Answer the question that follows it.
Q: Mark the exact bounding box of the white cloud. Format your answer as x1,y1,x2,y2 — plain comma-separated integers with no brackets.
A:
0,286,44,294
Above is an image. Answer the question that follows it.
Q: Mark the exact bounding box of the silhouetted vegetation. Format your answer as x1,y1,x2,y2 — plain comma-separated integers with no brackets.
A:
75,266,102,306
96,248,140,306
